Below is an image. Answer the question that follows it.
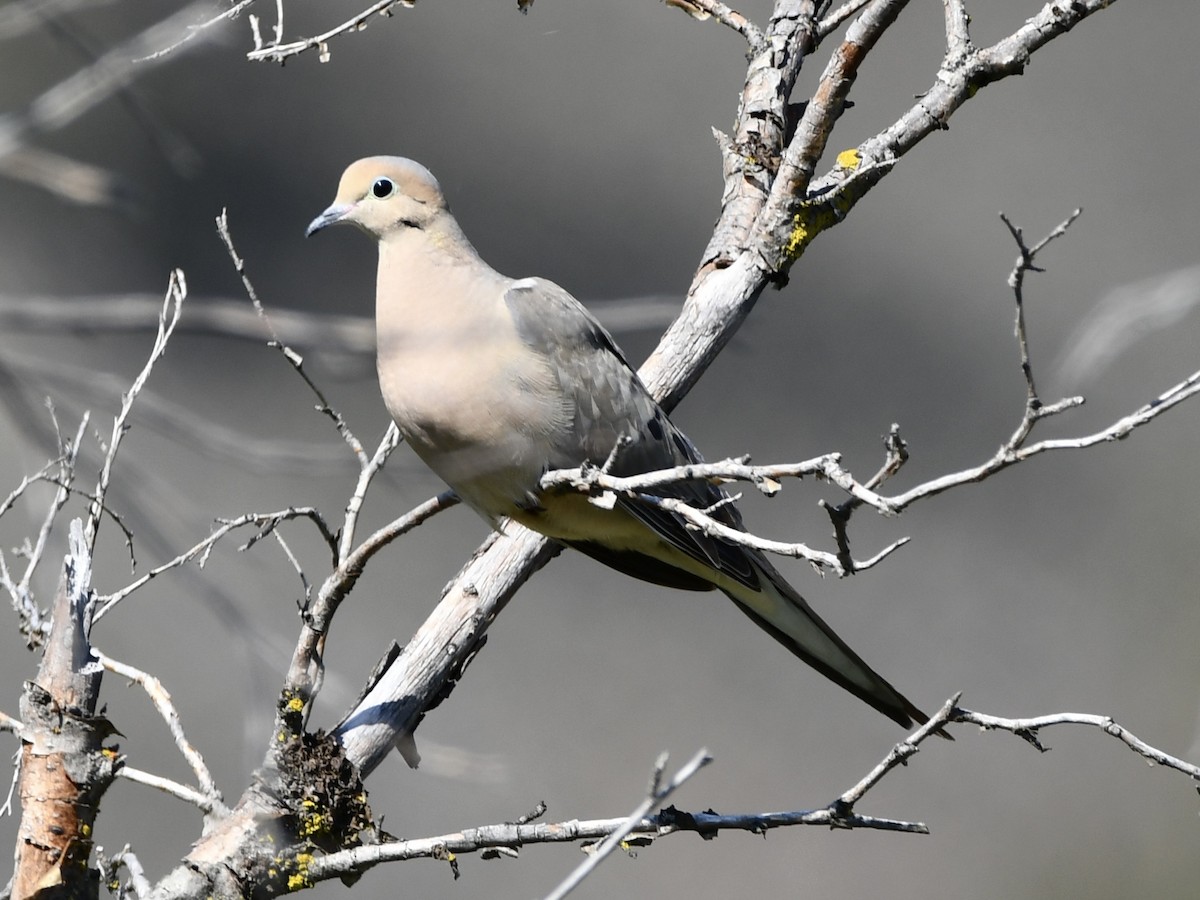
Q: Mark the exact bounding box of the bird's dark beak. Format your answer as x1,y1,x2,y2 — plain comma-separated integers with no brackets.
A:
305,203,353,237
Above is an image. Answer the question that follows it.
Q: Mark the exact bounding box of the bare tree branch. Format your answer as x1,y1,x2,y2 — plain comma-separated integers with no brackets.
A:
301,740,927,887
93,506,336,621
543,749,712,900
84,269,185,559
672,0,767,52
116,767,223,817
952,707,1200,781
0,411,89,644
281,489,460,714
95,651,228,818
97,846,152,900
13,3,1187,898
817,0,871,38
285,691,1200,890
217,210,372,466
244,0,415,64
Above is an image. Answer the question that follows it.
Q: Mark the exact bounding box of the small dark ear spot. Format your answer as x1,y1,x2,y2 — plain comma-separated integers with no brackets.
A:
372,177,396,199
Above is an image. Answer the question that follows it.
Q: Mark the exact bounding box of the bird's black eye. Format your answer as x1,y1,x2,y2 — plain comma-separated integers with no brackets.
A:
372,177,395,199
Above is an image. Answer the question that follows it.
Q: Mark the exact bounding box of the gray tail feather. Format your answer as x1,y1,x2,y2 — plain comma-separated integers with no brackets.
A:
725,554,949,736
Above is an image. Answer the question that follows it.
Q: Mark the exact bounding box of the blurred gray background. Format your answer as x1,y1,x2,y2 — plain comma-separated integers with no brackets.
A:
2,1,1199,898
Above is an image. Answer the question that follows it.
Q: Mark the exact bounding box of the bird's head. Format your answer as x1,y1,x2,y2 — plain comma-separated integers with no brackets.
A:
306,156,447,240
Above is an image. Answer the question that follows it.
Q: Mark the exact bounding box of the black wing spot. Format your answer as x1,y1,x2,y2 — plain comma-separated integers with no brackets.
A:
647,416,664,441
671,431,691,458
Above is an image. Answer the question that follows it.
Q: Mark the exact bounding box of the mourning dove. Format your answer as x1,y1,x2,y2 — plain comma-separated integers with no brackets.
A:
308,156,931,730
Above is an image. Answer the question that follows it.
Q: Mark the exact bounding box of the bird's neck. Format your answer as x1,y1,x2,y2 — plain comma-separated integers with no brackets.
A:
378,223,503,311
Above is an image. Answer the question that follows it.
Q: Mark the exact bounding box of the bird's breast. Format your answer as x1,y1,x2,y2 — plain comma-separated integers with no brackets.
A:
376,313,570,520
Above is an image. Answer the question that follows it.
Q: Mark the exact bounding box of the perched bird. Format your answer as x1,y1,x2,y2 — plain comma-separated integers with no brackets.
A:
308,156,931,730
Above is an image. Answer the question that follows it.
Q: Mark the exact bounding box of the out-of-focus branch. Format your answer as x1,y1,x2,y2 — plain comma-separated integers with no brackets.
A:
0,147,131,208
0,3,214,206
0,0,120,40
0,292,674,349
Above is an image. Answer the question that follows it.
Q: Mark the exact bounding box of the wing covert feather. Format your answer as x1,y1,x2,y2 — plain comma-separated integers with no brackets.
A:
504,278,756,588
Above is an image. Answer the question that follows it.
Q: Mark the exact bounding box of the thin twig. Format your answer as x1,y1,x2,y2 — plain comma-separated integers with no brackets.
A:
817,0,872,39
952,706,1200,780
0,413,90,643
95,650,228,817
0,460,60,523
339,423,402,563
303,736,933,886
117,766,224,816
543,749,711,900
282,491,460,706
244,0,413,63
0,751,20,818
102,846,152,899
19,414,89,597
1001,208,1082,434
93,506,335,620
84,270,185,563
673,0,767,53
216,210,368,465
835,695,959,811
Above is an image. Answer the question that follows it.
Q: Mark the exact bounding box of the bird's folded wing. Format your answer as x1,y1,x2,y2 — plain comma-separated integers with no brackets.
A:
504,277,758,590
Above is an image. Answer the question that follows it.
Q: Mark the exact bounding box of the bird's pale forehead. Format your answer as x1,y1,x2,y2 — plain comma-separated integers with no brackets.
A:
334,156,444,205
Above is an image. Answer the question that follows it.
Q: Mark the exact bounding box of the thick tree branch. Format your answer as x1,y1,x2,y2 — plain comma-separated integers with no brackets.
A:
12,521,115,900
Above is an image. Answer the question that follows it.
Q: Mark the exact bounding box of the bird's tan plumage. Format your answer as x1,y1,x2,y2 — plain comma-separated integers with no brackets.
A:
308,156,933,731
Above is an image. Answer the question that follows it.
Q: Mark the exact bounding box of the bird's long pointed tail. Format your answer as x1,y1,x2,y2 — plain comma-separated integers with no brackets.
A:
724,554,939,733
